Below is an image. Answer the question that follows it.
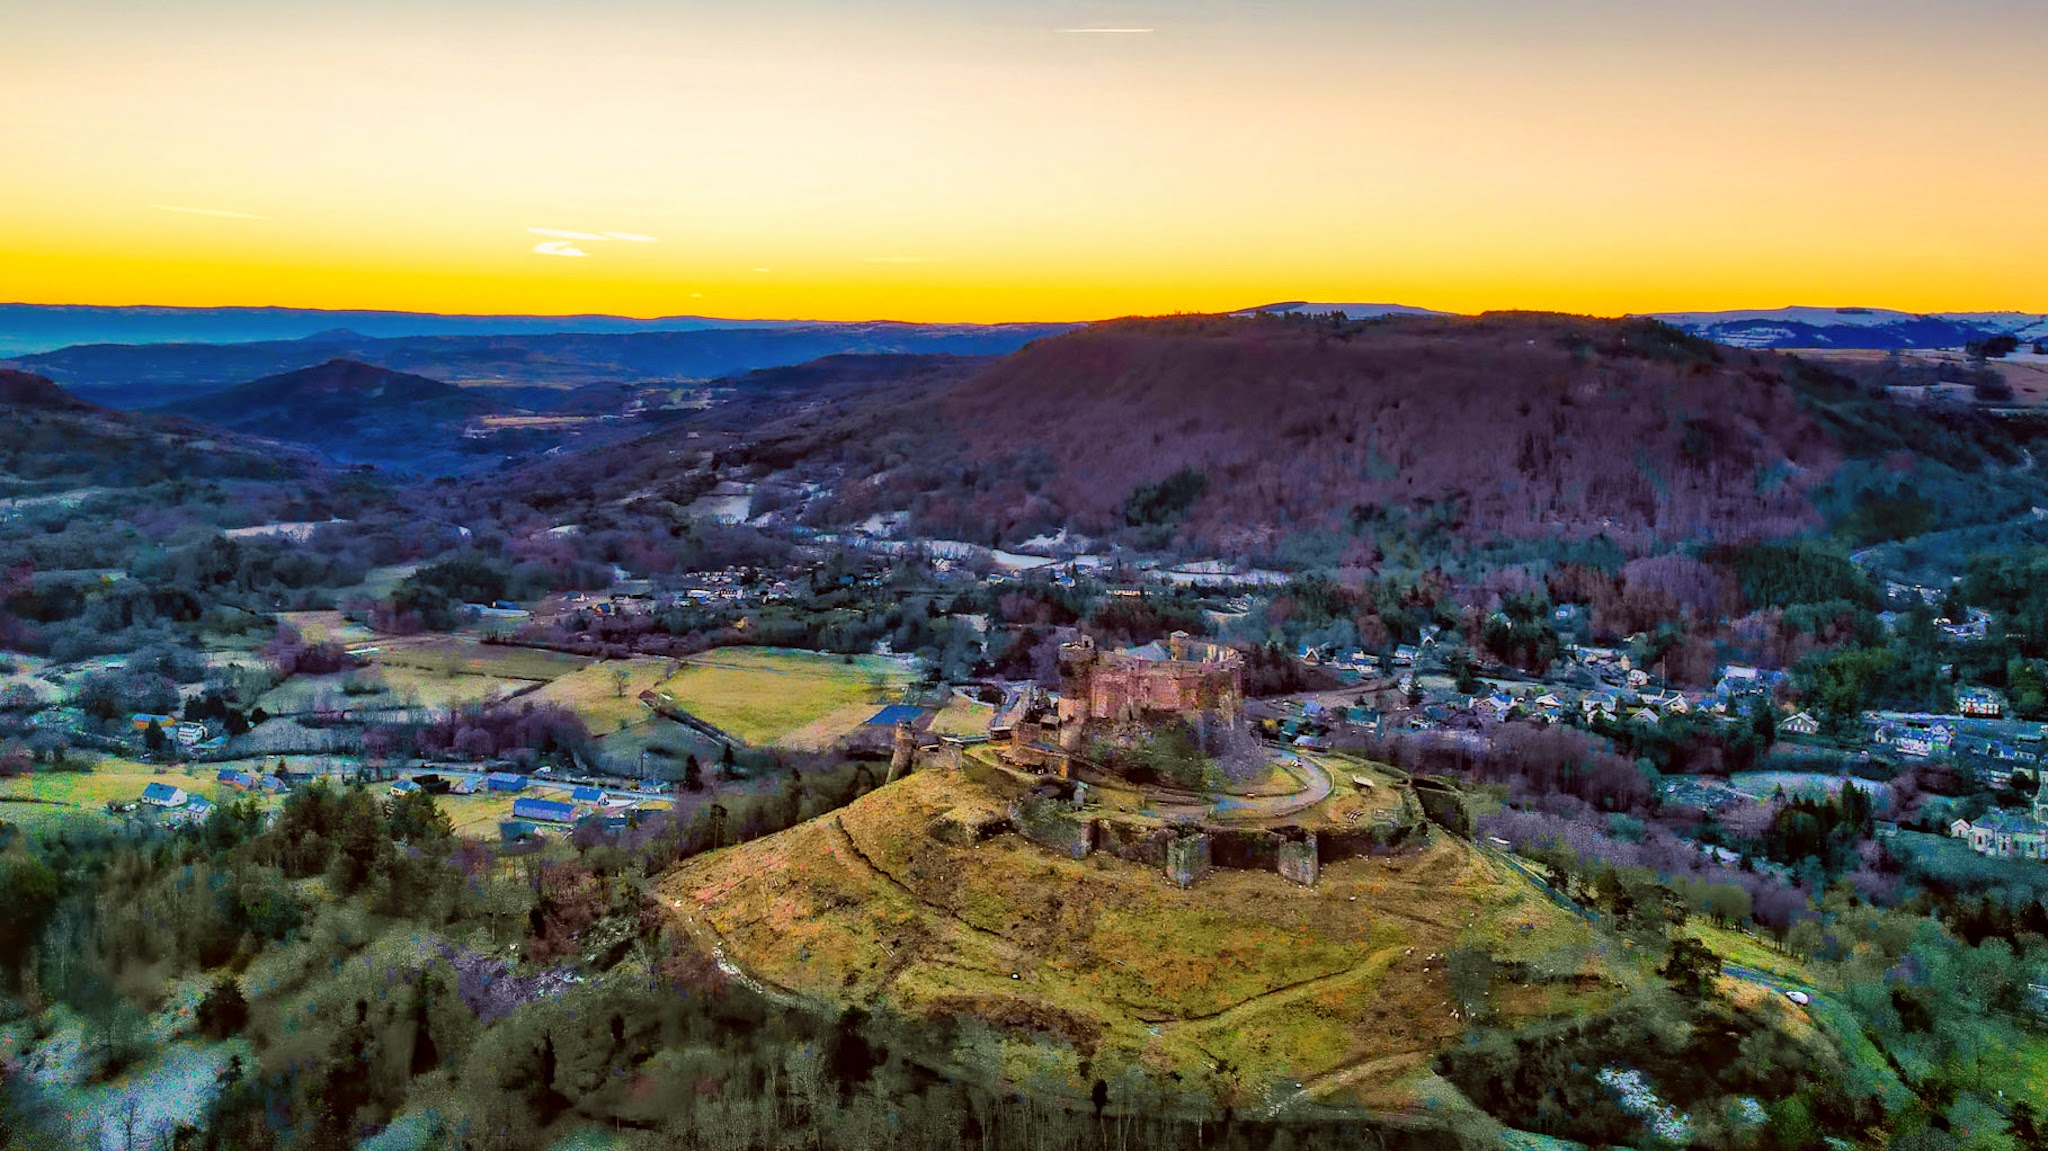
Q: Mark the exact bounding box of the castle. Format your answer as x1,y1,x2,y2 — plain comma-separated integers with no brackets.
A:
988,631,1245,778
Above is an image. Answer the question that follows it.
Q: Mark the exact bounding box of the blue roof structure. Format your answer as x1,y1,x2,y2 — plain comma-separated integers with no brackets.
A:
512,797,578,823
390,779,421,794
865,704,927,727
141,782,186,805
217,769,255,787
486,772,527,791
571,786,606,803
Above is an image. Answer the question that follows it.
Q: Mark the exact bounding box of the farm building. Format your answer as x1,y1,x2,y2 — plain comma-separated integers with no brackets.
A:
140,782,187,808
571,786,607,804
511,797,580,824
499,819,538,842
1782,712,1821,736
450,775,480,795
487,772,528,793
865,705,930,728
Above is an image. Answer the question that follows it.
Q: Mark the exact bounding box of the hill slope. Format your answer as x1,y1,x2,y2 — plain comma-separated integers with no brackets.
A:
0,368,96,413
0,370,314,499
747,313,1856,554
167,359,512,474
659,766,1610,1109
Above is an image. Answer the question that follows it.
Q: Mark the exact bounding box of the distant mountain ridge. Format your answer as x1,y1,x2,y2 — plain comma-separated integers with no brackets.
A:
1247,302,2048,350
0,303,817,358
1646,307,2048,350
2,321,1079,409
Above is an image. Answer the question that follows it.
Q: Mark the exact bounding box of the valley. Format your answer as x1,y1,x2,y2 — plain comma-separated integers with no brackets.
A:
5,308,2048,1151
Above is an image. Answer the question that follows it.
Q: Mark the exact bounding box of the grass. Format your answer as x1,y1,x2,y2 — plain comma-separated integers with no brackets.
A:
524,657,677,734
0,758,262,831
930,696,996,738
652,647,912,746
367,637,590,682
659,768,1617,1106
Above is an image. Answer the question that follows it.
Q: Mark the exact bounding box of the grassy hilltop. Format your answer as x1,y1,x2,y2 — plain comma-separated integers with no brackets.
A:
659,764,1617,1111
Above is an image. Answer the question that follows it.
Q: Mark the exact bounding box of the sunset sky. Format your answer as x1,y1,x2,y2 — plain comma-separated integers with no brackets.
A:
5,0,2045,322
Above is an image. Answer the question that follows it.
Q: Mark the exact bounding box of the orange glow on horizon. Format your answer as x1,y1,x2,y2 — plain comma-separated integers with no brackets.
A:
6,1,2045,322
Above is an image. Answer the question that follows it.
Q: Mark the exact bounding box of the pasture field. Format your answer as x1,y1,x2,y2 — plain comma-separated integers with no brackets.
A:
276,610,377,646
367,637,591,682
928,695,996,738
652,647,913,746
524,657,678,735
0,759,253,831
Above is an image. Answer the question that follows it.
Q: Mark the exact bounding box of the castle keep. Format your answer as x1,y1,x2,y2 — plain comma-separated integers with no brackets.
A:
1057,631,1244,731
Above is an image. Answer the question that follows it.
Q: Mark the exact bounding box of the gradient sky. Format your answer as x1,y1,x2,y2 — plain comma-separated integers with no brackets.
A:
4,0,2045,321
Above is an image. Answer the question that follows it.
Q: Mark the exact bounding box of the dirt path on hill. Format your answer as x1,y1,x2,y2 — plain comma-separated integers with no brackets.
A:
1208,754,1333,822
830,815,1021,951
1133,944,1406,1026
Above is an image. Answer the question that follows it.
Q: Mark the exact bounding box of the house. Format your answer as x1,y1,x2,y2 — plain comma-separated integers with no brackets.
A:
181,796,216,823
389,778,421,798
1631,709,1661,727
140,782,187,808
499,819,539,843
1951,809,2048,861
1392,644,1420,667
174,722,207,748
511,797,580,824
1781,711,1821,737
216,769,256,790
570,785,607,805
259,774,289,793
130,712,177,734
1957,687,2006,719
486,771,528,793
450,775,480,795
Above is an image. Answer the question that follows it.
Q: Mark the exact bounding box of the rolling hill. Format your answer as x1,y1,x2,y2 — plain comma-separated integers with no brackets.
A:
166,359,516,475
479,311,2048,563
0,370,316,499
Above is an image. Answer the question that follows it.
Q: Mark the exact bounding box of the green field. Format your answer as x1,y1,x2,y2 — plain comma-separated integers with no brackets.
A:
0,759,254,831
652,647,913,746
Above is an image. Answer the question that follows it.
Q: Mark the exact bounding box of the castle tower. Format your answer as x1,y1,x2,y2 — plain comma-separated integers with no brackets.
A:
887,719,917,783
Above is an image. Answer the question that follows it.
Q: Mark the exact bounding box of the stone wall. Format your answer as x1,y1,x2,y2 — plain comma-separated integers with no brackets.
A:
1164,832,1212,888
1276,835,1320,887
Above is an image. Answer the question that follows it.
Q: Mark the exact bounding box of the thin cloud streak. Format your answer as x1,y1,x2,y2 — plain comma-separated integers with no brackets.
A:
152,204,269,220
532,240,589,257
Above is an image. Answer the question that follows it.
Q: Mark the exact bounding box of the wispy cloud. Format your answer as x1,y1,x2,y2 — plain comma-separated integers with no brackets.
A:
528,226,658,257
152,204,269,220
